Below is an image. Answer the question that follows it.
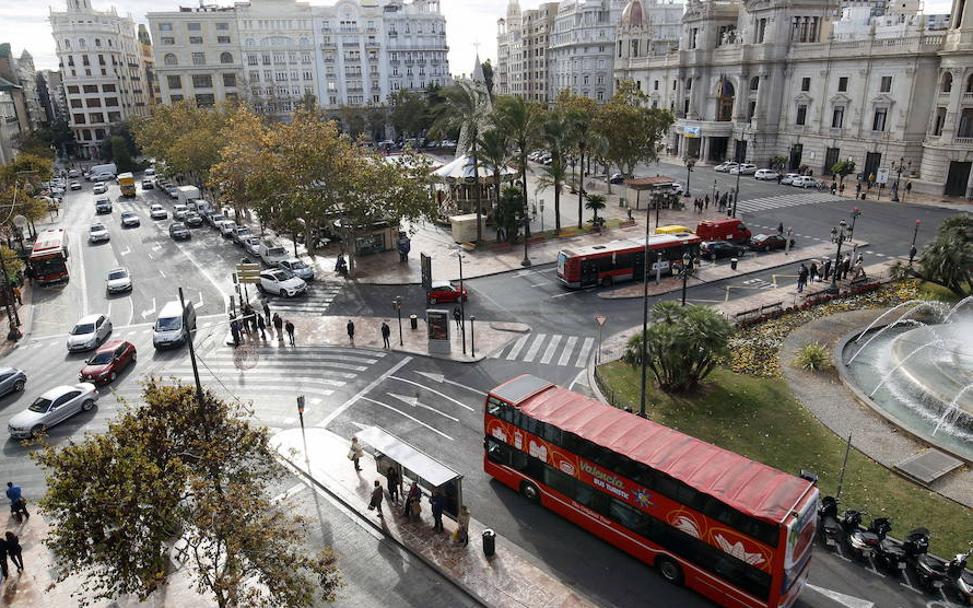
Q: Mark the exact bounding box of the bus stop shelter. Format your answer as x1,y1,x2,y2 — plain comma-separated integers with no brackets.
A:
356,425,463,520
623,176,677,210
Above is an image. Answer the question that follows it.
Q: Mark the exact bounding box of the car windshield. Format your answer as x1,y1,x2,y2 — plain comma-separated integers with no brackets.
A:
277,269,295,280
289,261,307,270
87,351,113,365
156,316,181,331
71,323,95,335
108,270,128,280
172,223,185,230
268,247,286,256
90,225,104,232
28,397,52,413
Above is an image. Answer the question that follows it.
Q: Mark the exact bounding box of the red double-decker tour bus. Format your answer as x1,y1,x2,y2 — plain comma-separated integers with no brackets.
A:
484,375,818,608
556,233,701,289
29,228,70,283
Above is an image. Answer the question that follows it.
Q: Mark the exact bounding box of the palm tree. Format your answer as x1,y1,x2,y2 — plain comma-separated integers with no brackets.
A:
495,96,542,237
535,111,570,235
430,81,490,242
477,126,513,241
584,193,607,227
919,216,973,297
565,108,594,229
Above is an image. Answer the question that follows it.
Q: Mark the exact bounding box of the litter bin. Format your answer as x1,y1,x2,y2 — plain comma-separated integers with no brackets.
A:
482,528,496,557
410,314,418,330
730,258,738,271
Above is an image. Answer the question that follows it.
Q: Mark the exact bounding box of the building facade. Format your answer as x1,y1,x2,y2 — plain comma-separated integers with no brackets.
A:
147,0,448,119
614,0,973,197
496,1,559,102
548,0,626,103
38,70,69,124
49,0,152,158
15,51,45,130
0,78,23,165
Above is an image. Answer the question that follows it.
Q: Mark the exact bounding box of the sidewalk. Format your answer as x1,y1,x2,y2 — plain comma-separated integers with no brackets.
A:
272,427,598,608
227,313,529,363
0,281,35,359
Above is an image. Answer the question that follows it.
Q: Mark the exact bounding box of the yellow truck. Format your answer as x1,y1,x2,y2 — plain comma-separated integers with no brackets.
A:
118,172,136,198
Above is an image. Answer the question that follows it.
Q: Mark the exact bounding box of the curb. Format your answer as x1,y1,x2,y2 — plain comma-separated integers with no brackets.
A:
347,261,559,287
275,452,490,608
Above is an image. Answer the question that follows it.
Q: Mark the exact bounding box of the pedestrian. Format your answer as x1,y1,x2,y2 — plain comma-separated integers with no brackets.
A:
6,482,28,521
239,305,251,336
381,321,391,349
777,222,784,235
273,313,284,341
247,305,258,334
855,182,862,198
842,254,852,280
285,319,295,346
823,258,832,281
262,300,271,325
349,437,364,472
257,314,267,340
456,504,471,546
797,263,808,293
4,532,22,573
430,489,445,533
24,265,34,285
347,319,355,345
369,480,384,519
403,481,421,519
776,173,783,184
704,194,710,209
809,261,818,282
230,318,241,347
11,286,21,306
386,466,400,504
830,181,837,194
453,306,461,329
0,535,8,581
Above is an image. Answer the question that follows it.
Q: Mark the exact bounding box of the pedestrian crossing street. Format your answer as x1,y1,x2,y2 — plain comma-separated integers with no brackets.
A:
488,332,595,368
736,192,843,215
261,282,343,316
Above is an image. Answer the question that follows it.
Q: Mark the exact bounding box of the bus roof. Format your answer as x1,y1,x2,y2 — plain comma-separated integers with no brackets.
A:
560,233,701,258
492,375,814,524
30,228,67,259
117,172,134,179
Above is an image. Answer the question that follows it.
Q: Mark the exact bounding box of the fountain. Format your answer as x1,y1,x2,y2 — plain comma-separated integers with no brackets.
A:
841,299,973,461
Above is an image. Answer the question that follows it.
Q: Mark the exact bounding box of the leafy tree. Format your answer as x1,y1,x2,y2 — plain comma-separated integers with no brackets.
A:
769,155,788,172
481,58,494,100
918,214,973,297
99,121,140,167
494,185,525,243
430,81,490,242
338,106,367,138
557,91,597,229
209,107,276,230
32,381,341,608
0,246,24,283
109,136,134,173
623,302,733,392
535,110,570,234
831,159,856,185
388,90,430,139
595,81,673,187
494,96,543,237
584,193,607,226
476,125,513,241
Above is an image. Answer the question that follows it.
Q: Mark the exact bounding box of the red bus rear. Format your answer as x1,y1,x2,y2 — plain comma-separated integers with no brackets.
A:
483,375,818,608
556,233,701,289
29,228,70,284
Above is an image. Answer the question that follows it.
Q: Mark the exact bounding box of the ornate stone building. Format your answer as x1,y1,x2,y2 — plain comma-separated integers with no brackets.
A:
496,0,559,102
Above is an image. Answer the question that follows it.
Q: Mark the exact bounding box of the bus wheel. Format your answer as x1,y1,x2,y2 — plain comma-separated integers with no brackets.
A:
656,556,683,585
600,275,613,288
520,481,540,503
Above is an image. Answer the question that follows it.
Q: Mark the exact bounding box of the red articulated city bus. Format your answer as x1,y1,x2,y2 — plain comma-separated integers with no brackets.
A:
556,233,701,289
29,228,70,284
483,375,818,608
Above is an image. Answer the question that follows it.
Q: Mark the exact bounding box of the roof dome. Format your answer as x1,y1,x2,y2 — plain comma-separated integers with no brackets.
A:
621,0,645,28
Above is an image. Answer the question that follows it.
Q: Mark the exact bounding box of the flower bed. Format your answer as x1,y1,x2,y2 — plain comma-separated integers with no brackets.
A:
729,279,922,377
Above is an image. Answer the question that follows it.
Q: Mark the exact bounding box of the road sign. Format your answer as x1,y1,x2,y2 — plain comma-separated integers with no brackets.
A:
236,263,261,284
876,167,889,185
420,253,432,291
594,314,607,327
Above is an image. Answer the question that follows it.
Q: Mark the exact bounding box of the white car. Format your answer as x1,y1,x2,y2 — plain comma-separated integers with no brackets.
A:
791,176,818,189
144,168,156,177
106,267,132,294
729,163,757,175
68,169,81,178
93,183,107,195
173,204,188,220
89,223,110,243
242,236,262,257
754,169,779,181
69,181,82,191
120,211,140,228
7,383,99,439
780,173,801,185
714,162,738,173
149,204,168,220
258,243,290,266
66,314,113,352
278,258,314,281
258,269,307,297
218,220,238,238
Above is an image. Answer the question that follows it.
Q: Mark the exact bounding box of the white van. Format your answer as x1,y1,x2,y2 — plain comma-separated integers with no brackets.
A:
258,242,290,267
152,300,196,349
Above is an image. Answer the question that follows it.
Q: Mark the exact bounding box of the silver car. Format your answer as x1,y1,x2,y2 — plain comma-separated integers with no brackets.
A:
106,268,132,294
0,367,27,398
66,314,113,352
7,383,99,439
278,258,314,281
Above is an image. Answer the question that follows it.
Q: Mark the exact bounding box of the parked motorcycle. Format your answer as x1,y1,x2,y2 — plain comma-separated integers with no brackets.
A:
904,528,949,591
946,548,973,605
818,496,842,549
867,518,907,574
839,510,876,560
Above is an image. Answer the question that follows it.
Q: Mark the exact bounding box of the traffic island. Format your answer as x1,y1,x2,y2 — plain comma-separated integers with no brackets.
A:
272,427,599,608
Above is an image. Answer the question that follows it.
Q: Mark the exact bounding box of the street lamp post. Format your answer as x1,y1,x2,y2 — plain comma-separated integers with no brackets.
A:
470,315,476,357
457,251,466,355
891,157,905,202
680,251,695,306
393,296,404,346
848,207,862,242
828,220,850,294
910,219,921,266
683,157,695,198
521,212,531,268
638,188,653,419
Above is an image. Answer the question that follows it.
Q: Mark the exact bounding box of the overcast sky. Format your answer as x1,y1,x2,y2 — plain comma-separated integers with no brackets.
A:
1,0,955,76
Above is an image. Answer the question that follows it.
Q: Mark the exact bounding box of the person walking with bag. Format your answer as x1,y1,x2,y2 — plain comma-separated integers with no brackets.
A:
262,299,271,325
349,437,364,472
4,532,22,573
797,263,809,294
402,481,421,519
369,480,384,519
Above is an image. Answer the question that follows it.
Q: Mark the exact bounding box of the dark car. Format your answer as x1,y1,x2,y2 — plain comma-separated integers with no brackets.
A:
184,211,203,227
0,367,27,398
609,173,632,185
79,339,136,384
748,233,795,252
169,222,191,240
700,240,747,260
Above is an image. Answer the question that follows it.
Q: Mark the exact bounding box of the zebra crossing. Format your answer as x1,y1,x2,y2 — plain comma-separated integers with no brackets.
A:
261,282,343,316
736,192,843,215
489,332,596,368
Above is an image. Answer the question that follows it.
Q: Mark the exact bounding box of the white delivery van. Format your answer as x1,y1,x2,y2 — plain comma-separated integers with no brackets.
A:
88,163,117,181
152,300,196,349
176,185,201,206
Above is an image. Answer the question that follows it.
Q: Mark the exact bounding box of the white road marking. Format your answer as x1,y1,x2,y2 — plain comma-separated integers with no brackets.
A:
270,482,305,505
522,333,546,363
320,356,413,427
141,297,156,319
77,236,90,317
413,371,488,397
388,376,475,412
505,334,530,360
359,396,453,440
573,336,595,368
558,336,578,366
159,269,166,278
540,334,562,365
387,393,459,421
805,584,875,608
119,246,131,256
124,296,134,326
107,301,112,318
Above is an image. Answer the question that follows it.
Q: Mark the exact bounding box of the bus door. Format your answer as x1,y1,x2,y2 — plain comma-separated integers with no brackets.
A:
581,259,597,286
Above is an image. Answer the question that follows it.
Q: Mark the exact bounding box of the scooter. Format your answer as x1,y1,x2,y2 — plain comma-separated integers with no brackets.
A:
817,496,843,549
946,548,973,605
839,510,876,560
904,528,949,591
868,518,907,574
335,255,348,276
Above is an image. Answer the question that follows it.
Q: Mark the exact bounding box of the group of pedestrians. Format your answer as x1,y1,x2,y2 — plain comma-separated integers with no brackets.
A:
2,482,27,585
691,195,711,214
230,300,296,347
797,253,865,292
713,190,734,214
346,319,395,350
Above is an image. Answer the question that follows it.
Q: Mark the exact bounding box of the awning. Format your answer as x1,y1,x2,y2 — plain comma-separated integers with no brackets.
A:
356,426,460,487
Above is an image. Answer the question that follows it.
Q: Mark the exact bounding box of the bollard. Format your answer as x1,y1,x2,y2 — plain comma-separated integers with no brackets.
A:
482,529,496,557
410,314,418,330
730,258,738,271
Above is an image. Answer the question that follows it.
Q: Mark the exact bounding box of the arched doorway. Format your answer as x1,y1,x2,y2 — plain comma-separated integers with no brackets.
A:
717,78,735,122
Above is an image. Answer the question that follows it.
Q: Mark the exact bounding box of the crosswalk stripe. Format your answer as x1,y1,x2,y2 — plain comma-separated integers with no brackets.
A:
505,334,530,360
161,377,337,395
522,334,546,363
165,370,347,387
558,336,578,366
198,357,369,373
736,192,842,214
573,337,595,368
540,334,562,365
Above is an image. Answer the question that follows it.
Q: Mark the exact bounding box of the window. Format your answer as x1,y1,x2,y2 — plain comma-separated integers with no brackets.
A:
222,73,236,87
70,99,83,108
216,22,229,31
941,72,953,93
159,23,172,32
187,22,201,31
189,36,203,45
102,84,116,92
85,98,101,107
749,76,759,91
248,70,260,82
832,106,845,128
164,53,177,66
756,18,767,43
933,107,946,136
89,112,104,123
958,108,973,137
192,74,213,88
217,35,231,44
195,93,215,107
82,84,98,94
838,76,848,92
880,76,892,93
192,52,205,65
170,94,183,102
73,113,86,124
161,37,175,45
872,107,888,131
689,28,698,49
94,38,101,47
220,52,233,64
67,85,80,94
801,77,810,92
105,97,118,107
747,100,756,121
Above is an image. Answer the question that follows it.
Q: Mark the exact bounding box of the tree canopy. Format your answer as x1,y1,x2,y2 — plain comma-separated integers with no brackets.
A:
919,214,973,297
595,81,674,178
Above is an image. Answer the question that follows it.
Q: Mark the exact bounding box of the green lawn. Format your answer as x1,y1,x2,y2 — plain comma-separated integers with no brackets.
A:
596,362,973,556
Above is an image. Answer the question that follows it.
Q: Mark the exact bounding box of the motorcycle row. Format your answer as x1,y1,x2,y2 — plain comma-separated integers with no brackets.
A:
818,495,972,603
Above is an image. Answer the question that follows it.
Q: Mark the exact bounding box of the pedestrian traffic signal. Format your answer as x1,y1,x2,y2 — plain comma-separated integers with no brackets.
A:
236,263,261,284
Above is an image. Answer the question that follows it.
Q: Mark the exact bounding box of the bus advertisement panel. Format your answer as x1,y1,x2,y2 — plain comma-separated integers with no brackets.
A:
29,228,70,283
483,375,818,608
556,233,701,289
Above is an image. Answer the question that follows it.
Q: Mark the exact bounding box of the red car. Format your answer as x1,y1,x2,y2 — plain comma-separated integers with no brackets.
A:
79,339,137,384
426,280,468,305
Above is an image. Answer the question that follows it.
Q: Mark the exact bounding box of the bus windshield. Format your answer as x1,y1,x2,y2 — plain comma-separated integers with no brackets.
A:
32,256,66,276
